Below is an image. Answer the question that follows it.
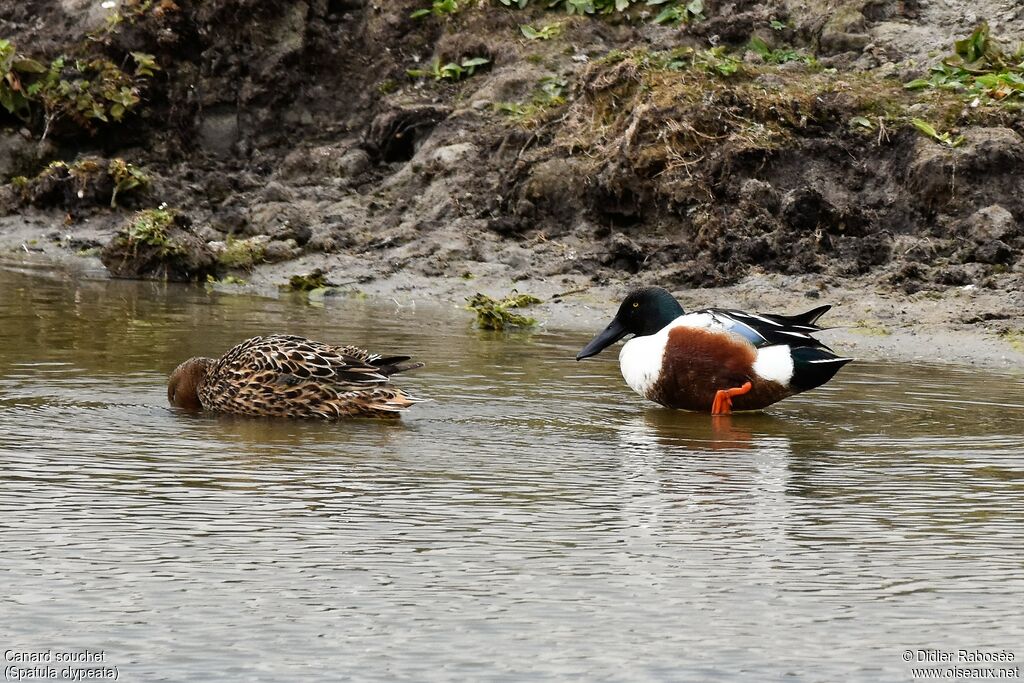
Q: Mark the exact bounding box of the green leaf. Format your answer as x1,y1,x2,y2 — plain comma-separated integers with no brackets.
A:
716,60,739,76
12,58,46,74
461,57,490,67
520,25,540,39
686,0,703,15
849,116,874,130
439,62,463,80
0,89,19,115
653,7,678,24
748,36,770,57
904,78,932,90
911,118,939,139
974,73,1001,88
131,52,159,77
954,23,989,63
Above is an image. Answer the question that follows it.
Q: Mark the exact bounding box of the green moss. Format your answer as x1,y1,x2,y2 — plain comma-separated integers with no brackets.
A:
466,292,542,330
206,274,247,286
1000,330,1024,353
218,236,266,270
282,268,332,292
852,319,892,337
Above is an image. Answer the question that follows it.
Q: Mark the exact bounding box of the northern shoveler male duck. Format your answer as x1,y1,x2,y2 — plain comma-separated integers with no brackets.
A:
168,334,424,419
576,287,852,415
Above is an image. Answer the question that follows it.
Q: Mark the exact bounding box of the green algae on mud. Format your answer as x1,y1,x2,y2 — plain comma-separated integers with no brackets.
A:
282,268,334,292
466,291,543,330
217,235,267,270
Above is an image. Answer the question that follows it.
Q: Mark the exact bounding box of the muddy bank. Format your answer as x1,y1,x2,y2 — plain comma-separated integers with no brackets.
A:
1,0,1023,365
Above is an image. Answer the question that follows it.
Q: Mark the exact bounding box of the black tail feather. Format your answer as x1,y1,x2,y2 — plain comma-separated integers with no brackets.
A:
790,346,853,392
789,304,832,327
761,304,832,331
375,360,424,376
372,355,410,366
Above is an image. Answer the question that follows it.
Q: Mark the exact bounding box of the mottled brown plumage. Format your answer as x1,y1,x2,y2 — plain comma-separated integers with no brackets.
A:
167,335,424,419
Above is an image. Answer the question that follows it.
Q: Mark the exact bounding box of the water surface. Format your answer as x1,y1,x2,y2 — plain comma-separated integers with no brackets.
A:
1,266,1023,681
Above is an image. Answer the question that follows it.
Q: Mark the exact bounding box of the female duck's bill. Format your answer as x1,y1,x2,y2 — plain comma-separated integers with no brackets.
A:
576,287,852,415
167,334,425,419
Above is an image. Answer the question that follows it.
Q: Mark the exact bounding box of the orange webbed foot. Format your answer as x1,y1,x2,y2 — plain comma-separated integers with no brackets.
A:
711,381,753,416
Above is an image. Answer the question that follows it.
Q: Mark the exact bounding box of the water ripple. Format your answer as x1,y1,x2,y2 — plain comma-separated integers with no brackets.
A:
1,268,1023,681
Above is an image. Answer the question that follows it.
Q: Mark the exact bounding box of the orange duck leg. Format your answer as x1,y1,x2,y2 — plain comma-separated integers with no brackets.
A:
711,381,753,416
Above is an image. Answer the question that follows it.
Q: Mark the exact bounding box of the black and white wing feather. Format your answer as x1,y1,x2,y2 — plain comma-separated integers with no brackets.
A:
704,305,834,350
699,305,852,391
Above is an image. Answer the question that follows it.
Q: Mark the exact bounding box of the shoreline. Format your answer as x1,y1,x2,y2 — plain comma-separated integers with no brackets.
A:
2,0,1023,373
4,237,1023,372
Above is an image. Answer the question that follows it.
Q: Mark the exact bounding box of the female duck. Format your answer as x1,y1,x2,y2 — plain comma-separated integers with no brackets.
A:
168,334,424,419
576,287,851,415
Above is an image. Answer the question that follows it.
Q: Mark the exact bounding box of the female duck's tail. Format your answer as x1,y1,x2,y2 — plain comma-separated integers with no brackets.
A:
371,356,425,376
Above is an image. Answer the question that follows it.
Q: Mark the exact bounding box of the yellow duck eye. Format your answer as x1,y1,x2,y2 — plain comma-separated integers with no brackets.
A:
633,302,639,308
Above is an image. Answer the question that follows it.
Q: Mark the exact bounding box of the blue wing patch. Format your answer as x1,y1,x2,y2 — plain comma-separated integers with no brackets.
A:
710,311,769,347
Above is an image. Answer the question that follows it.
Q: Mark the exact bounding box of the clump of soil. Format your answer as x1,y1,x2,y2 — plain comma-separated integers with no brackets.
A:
1,0,1022,300
101,208,216,281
